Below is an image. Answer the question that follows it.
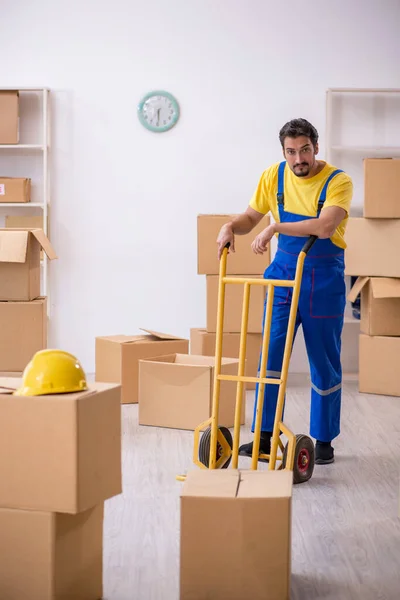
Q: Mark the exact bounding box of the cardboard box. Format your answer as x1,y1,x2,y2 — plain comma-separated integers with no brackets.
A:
6,215,45,258
0,380,122,513
139,353,245,430
0,177,31,203
197,214,271,275
348,277,400,336
344,218,400,277
0,503,103,600
0,91,19,144
206,274,264,333
180,469,292,600
190,328,262,390
364,158,400,218
95,329,189,404
0,228,57,301
359,334,400,396
0,297,47,371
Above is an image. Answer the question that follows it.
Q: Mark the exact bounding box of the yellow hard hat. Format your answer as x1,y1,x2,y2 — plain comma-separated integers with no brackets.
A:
14,349,88,396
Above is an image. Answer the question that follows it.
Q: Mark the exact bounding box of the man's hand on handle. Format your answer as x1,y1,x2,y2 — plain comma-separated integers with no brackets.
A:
216,223,235,260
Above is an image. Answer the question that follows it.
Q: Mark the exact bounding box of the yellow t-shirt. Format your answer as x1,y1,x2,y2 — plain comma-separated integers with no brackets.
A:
249,161,353,249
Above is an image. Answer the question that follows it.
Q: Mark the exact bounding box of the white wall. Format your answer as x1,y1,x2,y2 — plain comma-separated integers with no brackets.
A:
1,0,400,372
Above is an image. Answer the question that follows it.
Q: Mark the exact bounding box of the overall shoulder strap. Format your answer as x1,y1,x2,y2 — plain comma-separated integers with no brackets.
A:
276,161,286,206
318,169,343,211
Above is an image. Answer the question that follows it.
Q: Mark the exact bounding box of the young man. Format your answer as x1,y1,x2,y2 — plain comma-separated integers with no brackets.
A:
216,118,353,465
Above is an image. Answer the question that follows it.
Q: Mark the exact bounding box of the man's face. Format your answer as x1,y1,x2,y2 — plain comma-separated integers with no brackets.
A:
283,136,318,178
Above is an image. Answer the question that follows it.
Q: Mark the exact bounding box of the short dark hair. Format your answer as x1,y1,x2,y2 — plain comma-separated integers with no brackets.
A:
279,118,319,148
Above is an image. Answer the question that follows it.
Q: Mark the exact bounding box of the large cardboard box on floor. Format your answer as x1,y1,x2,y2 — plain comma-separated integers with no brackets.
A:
0,228,57,301
0,503,103,600
364,158,400,218
344,218,400,277
0,91,19,144
139,353,245,430
348,277,400,336
190,328,262,390
206,274,264,333
359,334,400,396
0,177,31,203
0,379,122,513
95,329,189,404
0,297,47,371
197,214,271,275
180,469,292,600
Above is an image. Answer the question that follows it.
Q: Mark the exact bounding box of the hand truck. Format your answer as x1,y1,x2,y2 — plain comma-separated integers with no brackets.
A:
178,235,317,484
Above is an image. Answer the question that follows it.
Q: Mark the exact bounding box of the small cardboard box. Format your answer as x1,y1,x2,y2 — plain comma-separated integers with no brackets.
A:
0,91,19,144
95,329,189,404
197,214,271,275
180,469,292,600
6,215,46,259
139,353,245,430
0,177,31,203
348,277,400,336
344,218,400,277
206,274,264,333
359,334,400,396
0,380,122,513
0,228,57,301
190,328,262,390
364,158,400,218
0,297,47,371
0,503,103,600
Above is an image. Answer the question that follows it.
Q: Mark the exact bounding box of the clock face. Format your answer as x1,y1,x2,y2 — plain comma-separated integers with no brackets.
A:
137,91,180,133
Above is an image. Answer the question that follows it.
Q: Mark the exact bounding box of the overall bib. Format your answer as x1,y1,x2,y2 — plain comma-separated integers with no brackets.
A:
252,161,346,443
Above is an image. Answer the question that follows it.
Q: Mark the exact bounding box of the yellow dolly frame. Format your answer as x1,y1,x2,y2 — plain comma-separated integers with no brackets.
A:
179,235,318,484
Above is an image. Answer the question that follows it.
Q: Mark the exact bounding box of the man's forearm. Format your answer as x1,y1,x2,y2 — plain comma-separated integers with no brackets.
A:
228,214,255,235
272,218,331,239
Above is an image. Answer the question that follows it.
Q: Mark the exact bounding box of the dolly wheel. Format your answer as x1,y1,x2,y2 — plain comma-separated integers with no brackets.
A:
282,434,315,484
199,426,233,469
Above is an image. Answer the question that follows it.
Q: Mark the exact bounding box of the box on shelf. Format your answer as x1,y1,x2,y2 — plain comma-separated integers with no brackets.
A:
0,177,31,203
190,328,262,390
197,214,271,275
364,158,400,218
344,218,400,277
0,91,19,144
0,228,57,301
359,334,400,397
5,215,45,259
0,379,122,513
139,353,245,430
0,503,103,600
95,329,189,404
0,297,47,371
348,276,400,336
180,469,292,600
206,274,264,333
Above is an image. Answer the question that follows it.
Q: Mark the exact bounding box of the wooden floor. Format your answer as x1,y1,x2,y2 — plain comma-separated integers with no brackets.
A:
102,375,400,600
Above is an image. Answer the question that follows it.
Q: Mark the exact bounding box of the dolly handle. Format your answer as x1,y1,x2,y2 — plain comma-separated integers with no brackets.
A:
301,235,318,255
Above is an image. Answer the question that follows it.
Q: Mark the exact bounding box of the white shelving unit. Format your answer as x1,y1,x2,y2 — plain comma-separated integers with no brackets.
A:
326,87,400,328
0,87,51,305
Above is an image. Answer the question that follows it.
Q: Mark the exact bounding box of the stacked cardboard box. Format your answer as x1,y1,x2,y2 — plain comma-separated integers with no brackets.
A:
192,214,271,390
0,377,122,599
346,158,400,396
0,228,57,372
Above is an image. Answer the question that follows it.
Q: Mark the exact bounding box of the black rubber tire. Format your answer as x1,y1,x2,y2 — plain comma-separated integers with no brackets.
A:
282,434,315,484
199,426,233,469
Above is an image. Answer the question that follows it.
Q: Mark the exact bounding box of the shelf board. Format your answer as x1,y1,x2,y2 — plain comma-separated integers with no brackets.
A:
0,144,45,150
0,87,49,92
331,146,400,153
328,88,400,93
0,203,44,208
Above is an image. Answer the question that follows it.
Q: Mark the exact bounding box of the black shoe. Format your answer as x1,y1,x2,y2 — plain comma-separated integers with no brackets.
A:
238,432,271,462
315,441,334,464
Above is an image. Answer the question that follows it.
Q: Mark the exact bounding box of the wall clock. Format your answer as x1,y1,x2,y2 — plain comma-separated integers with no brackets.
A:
137,90,180,133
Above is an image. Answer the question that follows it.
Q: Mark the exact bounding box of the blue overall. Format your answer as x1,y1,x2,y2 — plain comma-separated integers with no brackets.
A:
252,161,346,442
